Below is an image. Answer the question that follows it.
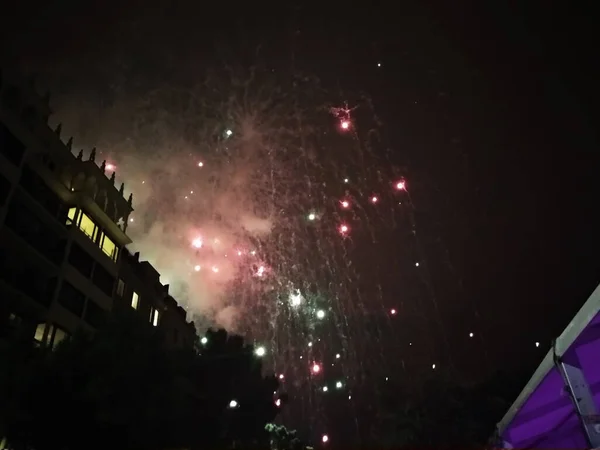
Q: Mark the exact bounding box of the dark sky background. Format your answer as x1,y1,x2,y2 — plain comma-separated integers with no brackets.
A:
2,0,599,441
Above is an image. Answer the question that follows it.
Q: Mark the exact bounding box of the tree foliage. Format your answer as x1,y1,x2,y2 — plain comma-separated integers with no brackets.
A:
373,370,528,448
0,311,280,450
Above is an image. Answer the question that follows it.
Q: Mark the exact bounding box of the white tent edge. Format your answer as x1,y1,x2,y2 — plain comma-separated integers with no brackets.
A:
496,282,600,436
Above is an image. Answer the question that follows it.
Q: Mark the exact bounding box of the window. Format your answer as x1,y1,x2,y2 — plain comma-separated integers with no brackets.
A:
150,308,160,327
92,263,115,297
131,292,139,309
84,299,106,328
47,325,68,349
4,197,67,265
78,213,97,240
57,281,85,317
68,210,119,263
34,323,46,344
100,232,119,262
66,207,78,225
68,242,94,277
116,279,125,297
8,313,23,327
20,165,61,217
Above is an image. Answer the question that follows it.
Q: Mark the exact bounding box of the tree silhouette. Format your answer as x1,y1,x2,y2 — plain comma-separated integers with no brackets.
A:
0,311,282,450
373,370,527,448
265,423,309,450
194,328,280,449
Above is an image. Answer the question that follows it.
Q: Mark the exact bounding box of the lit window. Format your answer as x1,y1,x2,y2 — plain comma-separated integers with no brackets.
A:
100,233,118,261
79,213,97,240
116,279,125,297
67,207,78,225
131,292,139,309
34,323,46,344
49,326,68,349
150,308,160,327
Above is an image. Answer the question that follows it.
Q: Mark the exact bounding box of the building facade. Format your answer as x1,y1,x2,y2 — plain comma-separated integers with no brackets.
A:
0,65,196,349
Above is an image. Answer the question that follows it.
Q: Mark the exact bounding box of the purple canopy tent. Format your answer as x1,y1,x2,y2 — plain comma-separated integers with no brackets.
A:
495,283,600,448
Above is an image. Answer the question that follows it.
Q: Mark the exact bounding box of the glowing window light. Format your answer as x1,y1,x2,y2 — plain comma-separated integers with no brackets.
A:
79,213,98,240
131,292,139,310
100,233,118,261
150,308,160,327
66,207,78,225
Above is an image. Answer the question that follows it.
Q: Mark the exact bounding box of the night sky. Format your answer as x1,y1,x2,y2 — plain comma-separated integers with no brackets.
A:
2,1,599,443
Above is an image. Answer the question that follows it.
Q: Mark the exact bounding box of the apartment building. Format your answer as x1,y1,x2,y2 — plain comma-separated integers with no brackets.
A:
0,65,196,349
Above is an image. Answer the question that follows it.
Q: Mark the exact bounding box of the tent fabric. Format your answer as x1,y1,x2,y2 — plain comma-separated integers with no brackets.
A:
497,284,600,448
